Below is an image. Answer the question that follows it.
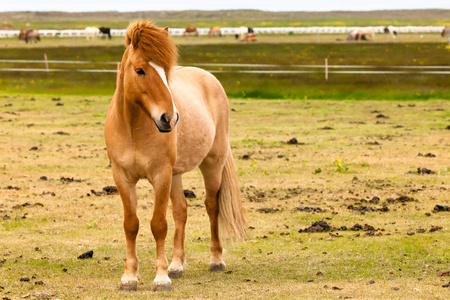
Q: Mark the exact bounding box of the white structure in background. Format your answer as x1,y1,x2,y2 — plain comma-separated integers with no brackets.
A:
0,26,446,38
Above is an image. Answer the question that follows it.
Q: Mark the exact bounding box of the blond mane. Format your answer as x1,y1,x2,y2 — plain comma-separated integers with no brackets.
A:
125,20,178,73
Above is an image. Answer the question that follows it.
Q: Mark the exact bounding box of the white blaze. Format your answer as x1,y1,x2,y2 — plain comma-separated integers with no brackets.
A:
148,61,178,116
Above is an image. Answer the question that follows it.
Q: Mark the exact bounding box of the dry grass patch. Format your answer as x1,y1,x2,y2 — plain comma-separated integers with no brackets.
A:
0,95,449,299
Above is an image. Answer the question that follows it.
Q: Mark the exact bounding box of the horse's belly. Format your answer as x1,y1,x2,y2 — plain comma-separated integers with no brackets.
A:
172,118,215,175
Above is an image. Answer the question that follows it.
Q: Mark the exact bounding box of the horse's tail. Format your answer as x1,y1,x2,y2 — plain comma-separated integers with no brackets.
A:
217,144,247,240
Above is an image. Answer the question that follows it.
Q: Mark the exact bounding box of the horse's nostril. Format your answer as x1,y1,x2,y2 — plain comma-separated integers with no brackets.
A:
161,113,170,124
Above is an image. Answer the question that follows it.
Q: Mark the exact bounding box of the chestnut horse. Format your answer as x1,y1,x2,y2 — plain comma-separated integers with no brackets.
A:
104,20,246,292
183,26,198,36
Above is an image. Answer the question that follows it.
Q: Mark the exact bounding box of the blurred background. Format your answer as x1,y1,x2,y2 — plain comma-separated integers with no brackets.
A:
0,1,449,100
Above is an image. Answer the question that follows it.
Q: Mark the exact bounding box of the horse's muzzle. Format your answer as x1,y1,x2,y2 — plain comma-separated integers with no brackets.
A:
154,112,179,133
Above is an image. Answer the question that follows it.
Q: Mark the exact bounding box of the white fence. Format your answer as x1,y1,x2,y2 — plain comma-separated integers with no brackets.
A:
0,26,446,38
1,59,449,75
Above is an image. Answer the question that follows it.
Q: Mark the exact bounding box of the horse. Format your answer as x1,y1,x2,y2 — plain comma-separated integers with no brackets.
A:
18,29,28,40
235,26,254,40
183,26,198,36
25,30,40,43
99,27,112,39
347,28,374,41
442,26,450,37
241,33,257,42
104,20,246,292
84,27,99,40
384,26,398,39
208,26,222,37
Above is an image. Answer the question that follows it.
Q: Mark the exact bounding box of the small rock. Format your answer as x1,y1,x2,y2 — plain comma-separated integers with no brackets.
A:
34,280,44,285
392,287,400,291
368,280,375,284
77,250,93,259
183,190,196,198
287,138,298,145
376,114,389,119
39,176,48,181
20,277,30,282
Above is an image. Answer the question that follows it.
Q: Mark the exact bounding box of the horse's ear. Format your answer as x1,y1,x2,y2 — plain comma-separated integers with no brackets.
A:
131,27,140,48
163,27,169,34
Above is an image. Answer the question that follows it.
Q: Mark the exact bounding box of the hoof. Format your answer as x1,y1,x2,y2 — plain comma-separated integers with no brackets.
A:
119,281,137,291
153,283,172,292
168,270,183,279
209,263,226,272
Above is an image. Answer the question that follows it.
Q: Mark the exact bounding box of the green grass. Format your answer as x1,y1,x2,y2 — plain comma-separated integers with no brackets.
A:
1,41,449,99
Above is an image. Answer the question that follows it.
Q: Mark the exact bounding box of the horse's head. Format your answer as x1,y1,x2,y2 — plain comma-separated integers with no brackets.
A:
121,20,179,133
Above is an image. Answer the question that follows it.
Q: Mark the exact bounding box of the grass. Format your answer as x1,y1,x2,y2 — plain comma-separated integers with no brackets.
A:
1,37,450,100
0,95,449,298
1,10,450,29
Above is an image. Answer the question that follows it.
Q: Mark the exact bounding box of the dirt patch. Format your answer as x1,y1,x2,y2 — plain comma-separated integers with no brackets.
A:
60,176,83,183
292,206,328,213
90,186,118,196
298,221,380,233
433,205,450,212
347,204,389,213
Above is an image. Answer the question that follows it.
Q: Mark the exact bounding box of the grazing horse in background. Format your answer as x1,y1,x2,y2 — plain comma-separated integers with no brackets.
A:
384,26,398,39
24,30,40,43
347,28,374,41
18,29,28,40
235,26,254,40
208,26,222,37
104,20,246,292
84,27,99,40
99,27,112,39
183,26,198,36
241,33,257,42
442,26,450,45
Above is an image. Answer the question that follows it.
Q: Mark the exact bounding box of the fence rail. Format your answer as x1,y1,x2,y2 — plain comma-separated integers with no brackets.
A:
0,26,446,38
1,59,450,75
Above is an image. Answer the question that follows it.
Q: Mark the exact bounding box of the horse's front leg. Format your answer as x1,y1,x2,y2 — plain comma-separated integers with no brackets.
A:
111,166,139,291
168,174,187,279
150,170,172,291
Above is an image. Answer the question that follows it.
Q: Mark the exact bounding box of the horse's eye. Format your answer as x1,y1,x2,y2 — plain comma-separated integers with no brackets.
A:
135,68,145,75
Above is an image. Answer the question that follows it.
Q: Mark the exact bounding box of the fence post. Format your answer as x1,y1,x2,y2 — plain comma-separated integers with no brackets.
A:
44,53,49,72
325,58,328,81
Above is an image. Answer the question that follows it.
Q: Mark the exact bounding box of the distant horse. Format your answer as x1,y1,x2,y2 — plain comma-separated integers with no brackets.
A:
24,30,40,43
104,20,246,292
442,26,450,45
85,27,99,40
208,26,222,37
384,26,398,39
99,27,112,39
240,33,257,42
347,28,374,41
18,29,28,40
235,26,254,40
183,26,198,36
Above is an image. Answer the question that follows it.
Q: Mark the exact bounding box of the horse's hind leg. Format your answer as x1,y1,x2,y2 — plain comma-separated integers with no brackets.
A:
168,174,187,279
111,166,139,291
199,154,226,271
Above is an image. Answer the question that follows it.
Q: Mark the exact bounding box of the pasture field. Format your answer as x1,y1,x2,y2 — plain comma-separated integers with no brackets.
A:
0,38,450,100
0,94,449,299
1,10,449,29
